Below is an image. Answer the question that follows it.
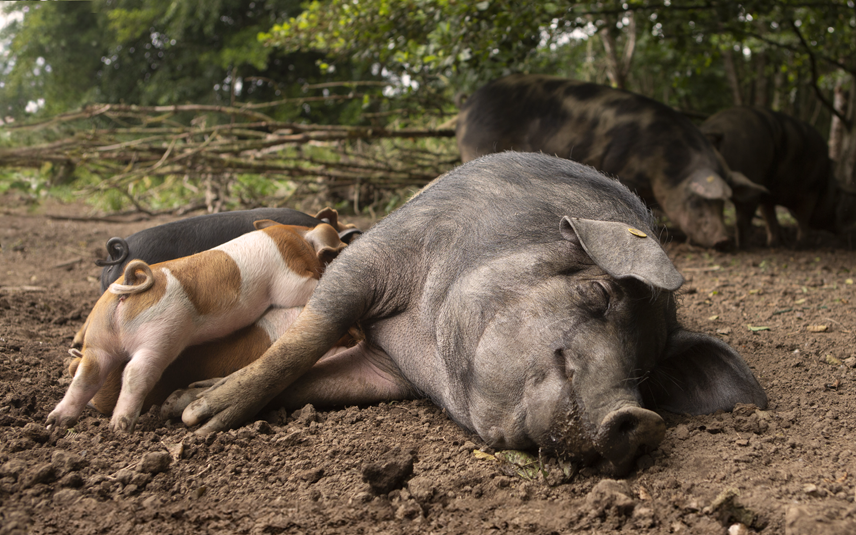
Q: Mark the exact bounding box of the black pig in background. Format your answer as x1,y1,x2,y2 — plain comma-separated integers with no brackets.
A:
701,106,856,247
456,74,766,249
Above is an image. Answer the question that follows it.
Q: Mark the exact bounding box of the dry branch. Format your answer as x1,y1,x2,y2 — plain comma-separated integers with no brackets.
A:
0,96,459,213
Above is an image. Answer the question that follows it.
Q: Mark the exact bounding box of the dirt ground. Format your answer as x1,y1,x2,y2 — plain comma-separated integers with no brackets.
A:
1,195,855,535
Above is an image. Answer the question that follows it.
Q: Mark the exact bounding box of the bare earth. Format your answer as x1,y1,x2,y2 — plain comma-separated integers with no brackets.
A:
1,196,855,534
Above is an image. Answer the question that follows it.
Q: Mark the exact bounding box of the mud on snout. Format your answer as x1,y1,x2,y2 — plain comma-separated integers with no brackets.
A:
542,399,666,477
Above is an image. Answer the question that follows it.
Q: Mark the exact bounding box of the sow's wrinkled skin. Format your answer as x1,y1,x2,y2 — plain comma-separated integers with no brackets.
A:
97,207,361,293
174,152,767,476
700,106,856,247
456,74,766,249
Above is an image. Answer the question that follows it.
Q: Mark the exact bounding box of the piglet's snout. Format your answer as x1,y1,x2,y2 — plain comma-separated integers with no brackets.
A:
595,406,665,476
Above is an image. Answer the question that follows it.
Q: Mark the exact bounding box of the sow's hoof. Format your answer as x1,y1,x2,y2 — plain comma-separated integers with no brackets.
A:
160,379,221,420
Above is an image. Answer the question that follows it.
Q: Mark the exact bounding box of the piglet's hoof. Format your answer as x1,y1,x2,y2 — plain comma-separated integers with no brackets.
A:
45,411,77,433
109,414,138,434
160,379,222,420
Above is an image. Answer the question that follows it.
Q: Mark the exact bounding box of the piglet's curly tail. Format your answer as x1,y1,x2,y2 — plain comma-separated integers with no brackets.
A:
109,260,155,295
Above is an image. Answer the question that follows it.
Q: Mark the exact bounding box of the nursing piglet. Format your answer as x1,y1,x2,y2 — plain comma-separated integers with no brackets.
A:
48,220,346,433
66,306,357,417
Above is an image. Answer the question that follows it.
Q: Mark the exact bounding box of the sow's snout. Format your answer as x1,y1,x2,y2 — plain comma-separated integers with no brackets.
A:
594,406,665,475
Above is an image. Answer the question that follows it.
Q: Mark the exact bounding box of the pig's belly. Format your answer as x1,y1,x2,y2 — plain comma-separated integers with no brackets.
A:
367,311,473,429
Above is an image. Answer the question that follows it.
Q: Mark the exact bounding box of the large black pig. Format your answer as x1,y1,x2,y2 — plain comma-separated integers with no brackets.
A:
96,207,361,293
167,152,767,476
456,74,765,248
700,106,856,246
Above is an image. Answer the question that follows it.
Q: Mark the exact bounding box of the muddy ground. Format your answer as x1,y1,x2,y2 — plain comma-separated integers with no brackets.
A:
1,195,855,534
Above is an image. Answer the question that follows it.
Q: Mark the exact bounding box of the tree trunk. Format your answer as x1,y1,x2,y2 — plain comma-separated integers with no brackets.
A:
753,51,768,107
771,69,784,111
598,12,636,89
722,46,743,106
833,77,856,192
829,77,847,161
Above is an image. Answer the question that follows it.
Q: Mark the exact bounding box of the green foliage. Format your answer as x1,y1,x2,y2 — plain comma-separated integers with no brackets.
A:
6,0,852,128
0,166,89,205
260,0,854,126
264,0,567,104
0,0,373,125
1,3,104,116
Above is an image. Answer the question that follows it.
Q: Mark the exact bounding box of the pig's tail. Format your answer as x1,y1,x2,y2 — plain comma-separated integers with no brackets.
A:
109,260,155,295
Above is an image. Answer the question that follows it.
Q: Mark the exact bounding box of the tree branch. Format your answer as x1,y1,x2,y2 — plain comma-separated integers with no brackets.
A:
0,98,460,214
789,19,852,129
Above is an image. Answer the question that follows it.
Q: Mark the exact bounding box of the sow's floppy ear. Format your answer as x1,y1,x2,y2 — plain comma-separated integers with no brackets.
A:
729,170,770,203
560,217,683,291
685,169,732,201
641,329,768,414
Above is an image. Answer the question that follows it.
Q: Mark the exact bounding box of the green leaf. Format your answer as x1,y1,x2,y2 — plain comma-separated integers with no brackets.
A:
495,450,542,481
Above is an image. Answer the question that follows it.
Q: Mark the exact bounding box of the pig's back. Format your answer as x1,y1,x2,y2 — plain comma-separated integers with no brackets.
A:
311,151,656,338
457,74,718,191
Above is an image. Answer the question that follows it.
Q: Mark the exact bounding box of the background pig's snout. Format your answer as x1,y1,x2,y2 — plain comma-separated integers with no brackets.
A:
595,406,665,476
712,236,733,251
713,239,734,252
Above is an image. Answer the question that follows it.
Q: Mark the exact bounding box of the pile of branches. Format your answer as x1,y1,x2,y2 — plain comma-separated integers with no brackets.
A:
0,94,458,214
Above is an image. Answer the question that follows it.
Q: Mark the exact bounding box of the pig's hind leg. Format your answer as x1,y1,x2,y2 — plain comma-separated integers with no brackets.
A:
47,349,118,431
110,347,180,433
734,200,760,248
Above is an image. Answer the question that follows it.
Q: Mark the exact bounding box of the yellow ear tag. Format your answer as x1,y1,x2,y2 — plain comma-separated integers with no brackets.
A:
707,175,716,183
628,228,647,238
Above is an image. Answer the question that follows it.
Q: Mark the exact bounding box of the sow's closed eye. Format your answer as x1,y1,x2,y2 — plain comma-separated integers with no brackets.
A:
584,280,611,316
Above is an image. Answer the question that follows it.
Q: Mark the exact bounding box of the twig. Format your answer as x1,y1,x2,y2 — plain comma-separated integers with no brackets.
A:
0,211,153,223
52,258,83,270
0,286,47,293
1,98,460,212
682,266,727,272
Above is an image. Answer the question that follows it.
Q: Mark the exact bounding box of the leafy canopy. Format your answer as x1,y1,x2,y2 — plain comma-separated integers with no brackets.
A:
0,0,371,124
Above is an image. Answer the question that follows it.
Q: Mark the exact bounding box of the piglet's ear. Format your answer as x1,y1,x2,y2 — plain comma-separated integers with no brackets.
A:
253,219,281,230
313,207,340,230
560,217,683,291
302,223,347,266
641,329,768,415
338,228,362,244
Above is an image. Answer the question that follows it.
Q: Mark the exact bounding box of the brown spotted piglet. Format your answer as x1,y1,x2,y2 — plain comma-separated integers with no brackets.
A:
65,306,359,418
47,220,346,433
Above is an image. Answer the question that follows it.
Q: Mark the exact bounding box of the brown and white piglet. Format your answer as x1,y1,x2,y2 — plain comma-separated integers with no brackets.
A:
65,306,360,417
48,220,346,433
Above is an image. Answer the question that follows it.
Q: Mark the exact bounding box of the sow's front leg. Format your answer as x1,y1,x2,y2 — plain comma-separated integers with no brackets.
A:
163,341,417,419
179,306,342,433
180,229,406,433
